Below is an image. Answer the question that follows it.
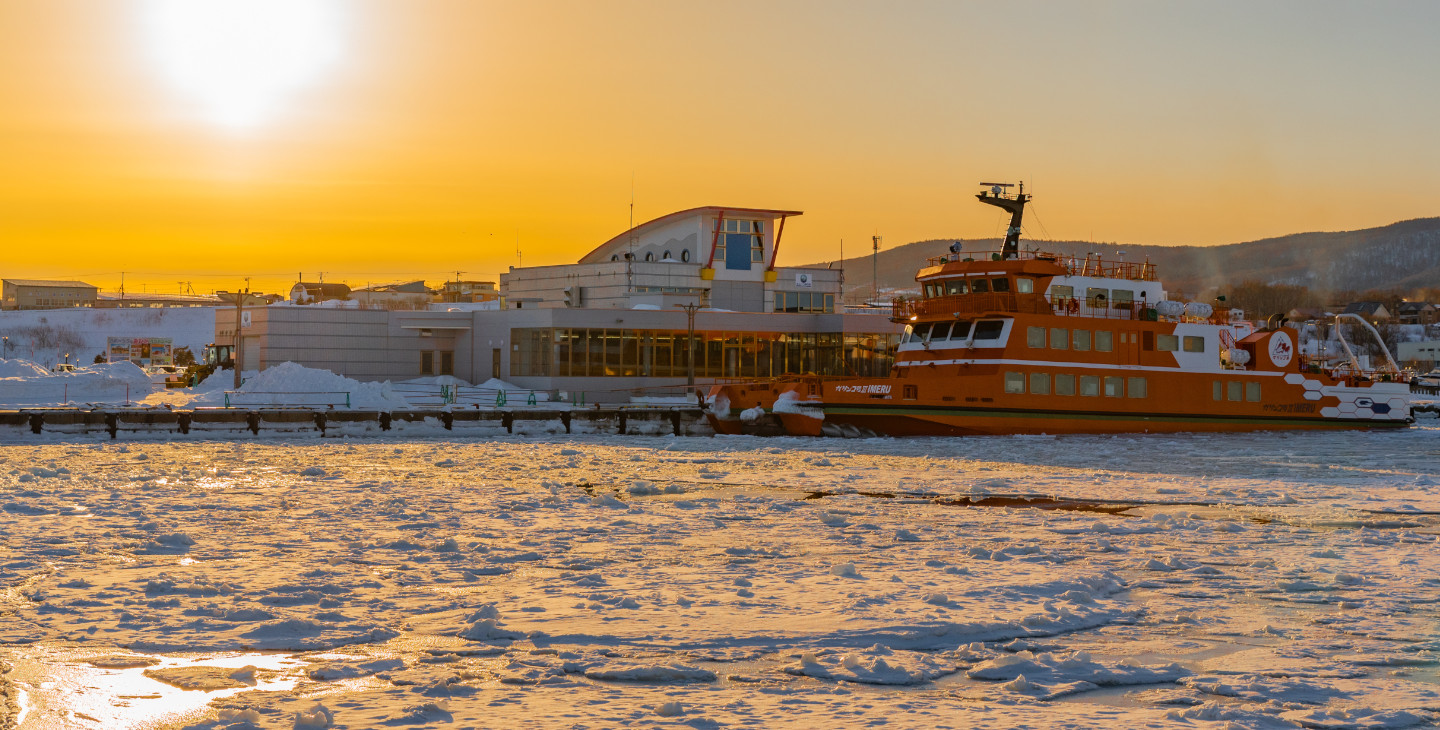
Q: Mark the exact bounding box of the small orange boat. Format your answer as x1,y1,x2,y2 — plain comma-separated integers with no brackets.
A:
708,183,1413,436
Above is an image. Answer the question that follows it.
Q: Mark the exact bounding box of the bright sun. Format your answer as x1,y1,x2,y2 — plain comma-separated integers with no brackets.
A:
141,0,344,130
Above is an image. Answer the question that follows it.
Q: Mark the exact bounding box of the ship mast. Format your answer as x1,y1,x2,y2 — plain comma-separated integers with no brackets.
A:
976,181,1029,260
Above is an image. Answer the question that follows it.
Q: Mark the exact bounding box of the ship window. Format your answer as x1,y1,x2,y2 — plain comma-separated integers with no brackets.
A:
1027,326,1046,348
1086,288,1109,307
903,384,917,399
1095,331,1113,352
1127,377,1147,398
1073,329,1091,351
911,323,933,342
971,278,990,293
1246,382,1261,402
1050,284,1074,300
1227,381,1242,401
991,278,1010,292
973,321,1004,340
1079,375,1100,397
1104,376,1123,397
1112,290,1134,309
1050,328,1069,350
1030,372,1050,394
931,322,953,341
924,284,935,298
947,280,968,295
1213,380,1222,400
1016,277,1034,293
1055,373,1076,395
1157,334,1179,351
950,321,972,340
1183,335,1205,353
1004,372,1025,394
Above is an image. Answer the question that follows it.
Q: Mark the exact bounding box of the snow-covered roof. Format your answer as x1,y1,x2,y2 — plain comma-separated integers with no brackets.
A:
2,279,98,288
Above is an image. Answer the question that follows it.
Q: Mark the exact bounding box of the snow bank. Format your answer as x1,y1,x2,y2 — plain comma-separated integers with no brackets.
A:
0,359,153,406
188,362,411,409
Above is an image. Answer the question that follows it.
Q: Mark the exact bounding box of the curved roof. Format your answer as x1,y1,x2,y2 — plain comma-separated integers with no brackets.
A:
578,206,802,264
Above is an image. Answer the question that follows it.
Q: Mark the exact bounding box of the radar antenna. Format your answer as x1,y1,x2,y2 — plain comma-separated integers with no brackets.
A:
975,181,1030,260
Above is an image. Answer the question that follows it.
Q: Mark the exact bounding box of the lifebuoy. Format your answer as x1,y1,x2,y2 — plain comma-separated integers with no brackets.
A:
1066,298,1080,315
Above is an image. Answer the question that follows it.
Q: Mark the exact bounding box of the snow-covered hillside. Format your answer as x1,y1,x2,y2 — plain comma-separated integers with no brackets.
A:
0,307,216,369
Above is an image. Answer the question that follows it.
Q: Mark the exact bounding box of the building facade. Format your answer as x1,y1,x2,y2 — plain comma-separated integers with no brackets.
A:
1,279,98,310
218,205,902,402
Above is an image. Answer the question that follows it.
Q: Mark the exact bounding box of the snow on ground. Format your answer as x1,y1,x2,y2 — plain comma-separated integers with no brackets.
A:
0,307,216,370
185,362,413,410
0,359,153,407
1,427,1438,728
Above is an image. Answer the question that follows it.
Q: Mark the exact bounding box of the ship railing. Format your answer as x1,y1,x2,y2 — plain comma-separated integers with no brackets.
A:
892,293,1153,322
921,249,1158,282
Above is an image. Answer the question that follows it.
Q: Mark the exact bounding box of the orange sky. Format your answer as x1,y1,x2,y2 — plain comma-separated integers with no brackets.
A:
2,0,1438,295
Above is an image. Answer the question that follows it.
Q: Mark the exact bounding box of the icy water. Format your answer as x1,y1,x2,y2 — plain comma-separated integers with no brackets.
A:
1,425,1438,728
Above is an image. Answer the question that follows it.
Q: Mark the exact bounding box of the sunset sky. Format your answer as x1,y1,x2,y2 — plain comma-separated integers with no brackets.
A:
2,0,1437,295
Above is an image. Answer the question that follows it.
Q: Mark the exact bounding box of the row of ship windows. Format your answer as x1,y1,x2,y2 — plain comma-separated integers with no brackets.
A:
923,277,1034,297
1216,380,1262,402
1026,327,1205,353
1004,372,1148,398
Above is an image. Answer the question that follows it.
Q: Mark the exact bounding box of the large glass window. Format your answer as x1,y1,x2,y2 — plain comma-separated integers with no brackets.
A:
1055,373,1076,395
1112,290,1134,309
714,219,763,270
1246,382,1261,402
970,278,990,294
1027,326,1046,348
1030,372,1050,394
1227,381,1242,401
1157,334,1179,351
1016,277,1034,293
1095,330,1113,352
1004,372,1025,394
946,280,968,295
1073,329,1091,351
1050,284,1074,300
1183,336,1205,353
1127,377,1146,398
1103,376,1122,397
950,321,972,341
1079,375,1100,396
973,321,1004,341
991,278,1010,293
1050,328,1069,350
1086,287,1109,308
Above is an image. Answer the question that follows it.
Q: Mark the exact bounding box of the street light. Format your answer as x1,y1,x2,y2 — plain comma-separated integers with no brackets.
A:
678,302,701,390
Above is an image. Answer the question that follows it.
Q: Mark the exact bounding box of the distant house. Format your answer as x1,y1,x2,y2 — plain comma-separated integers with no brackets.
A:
1342,301,1391,322
1397,340,1440,368
1286,306,1329,323
289,282,352,304
0,279,98,310
1395,301,1437,326
439,280,498,303
351,281,433,310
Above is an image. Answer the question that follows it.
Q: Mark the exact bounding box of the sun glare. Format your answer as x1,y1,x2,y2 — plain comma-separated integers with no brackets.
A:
141,0,344,130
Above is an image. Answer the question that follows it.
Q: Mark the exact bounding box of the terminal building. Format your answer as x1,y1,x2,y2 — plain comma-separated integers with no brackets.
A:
218,206,902,402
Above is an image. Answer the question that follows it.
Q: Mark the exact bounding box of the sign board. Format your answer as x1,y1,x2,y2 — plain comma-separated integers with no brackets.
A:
241,311,252,328
106,337,174,368
795,273,813,288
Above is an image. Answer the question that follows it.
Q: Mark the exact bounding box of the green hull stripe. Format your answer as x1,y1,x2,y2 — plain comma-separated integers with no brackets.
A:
821,405,1406,428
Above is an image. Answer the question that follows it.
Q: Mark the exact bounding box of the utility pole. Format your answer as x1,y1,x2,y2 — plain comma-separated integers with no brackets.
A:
871,235,881,302
679,302,701,388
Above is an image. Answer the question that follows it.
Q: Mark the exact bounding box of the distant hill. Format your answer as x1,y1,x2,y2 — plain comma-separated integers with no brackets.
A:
810,217,1440,298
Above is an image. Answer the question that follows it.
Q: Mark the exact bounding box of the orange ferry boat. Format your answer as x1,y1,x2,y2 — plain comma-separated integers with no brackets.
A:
707,183,1414,436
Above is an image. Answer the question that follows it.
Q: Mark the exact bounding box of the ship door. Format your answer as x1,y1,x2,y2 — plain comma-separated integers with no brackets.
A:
1123,330,1141,365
